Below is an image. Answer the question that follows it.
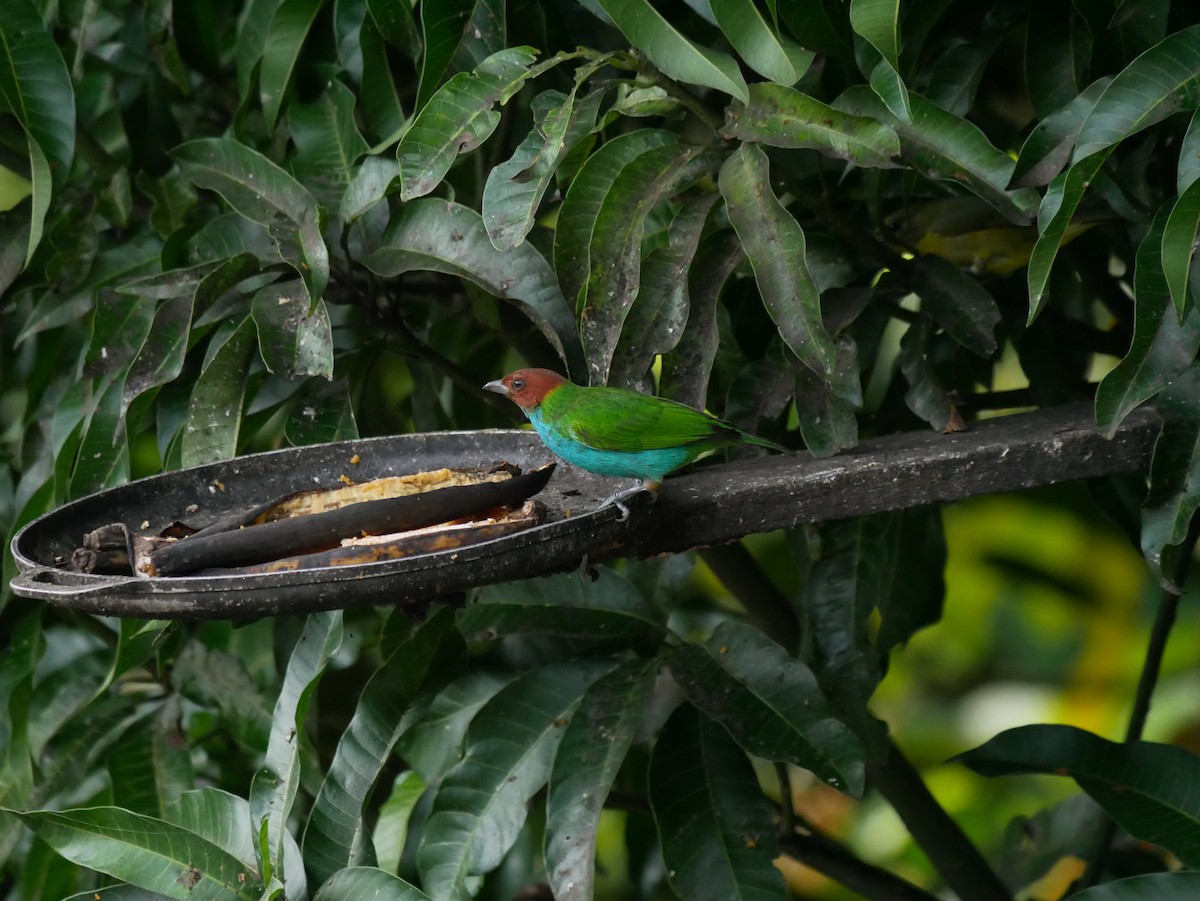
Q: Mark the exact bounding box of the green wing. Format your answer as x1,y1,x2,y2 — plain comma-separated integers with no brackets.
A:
545,383,733,452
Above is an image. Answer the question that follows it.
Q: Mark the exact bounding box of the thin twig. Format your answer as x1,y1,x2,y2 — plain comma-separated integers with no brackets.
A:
699,543,799,652
778,832,939,901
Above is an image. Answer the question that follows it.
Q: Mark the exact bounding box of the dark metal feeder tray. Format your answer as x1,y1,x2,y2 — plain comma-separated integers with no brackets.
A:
10,430,626,620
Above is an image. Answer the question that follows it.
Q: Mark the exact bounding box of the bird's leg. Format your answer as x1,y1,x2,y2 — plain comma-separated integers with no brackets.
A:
598,479,661,522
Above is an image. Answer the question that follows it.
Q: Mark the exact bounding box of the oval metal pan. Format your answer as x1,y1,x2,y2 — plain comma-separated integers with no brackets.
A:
9,430,626,620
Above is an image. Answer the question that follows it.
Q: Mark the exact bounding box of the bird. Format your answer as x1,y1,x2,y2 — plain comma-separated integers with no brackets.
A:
484,368,790,519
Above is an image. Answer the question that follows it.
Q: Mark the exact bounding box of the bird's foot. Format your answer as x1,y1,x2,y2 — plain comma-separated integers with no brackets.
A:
598,481,660,522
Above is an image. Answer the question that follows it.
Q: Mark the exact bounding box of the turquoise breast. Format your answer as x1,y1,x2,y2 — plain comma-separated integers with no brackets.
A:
527,409,695,482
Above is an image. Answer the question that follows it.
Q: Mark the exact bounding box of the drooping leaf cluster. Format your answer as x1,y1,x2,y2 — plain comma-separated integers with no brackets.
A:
3,0,1200,898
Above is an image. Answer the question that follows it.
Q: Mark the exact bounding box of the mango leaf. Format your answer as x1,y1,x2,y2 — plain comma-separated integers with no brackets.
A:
801,517,893,752
554,128,676,315
284,377,360,446
1011,78,1111,189
366,0,421,59
465,568,665,643
660,230,743,410
957,724,1200,868
544,658,659,901
911,255,1000,357
874,507,946,657
249,611,343,883
1026,150,1111,322
250,282,334,379
414,0,474,111
1073,23,1200,162
899,316,960,433
289,80,371,210
303,609,464,884
1096,207,1200,435
850,0,908,119
359,13,407,142
668,619,865,795
609,192,718,388
0,1,75,174
483,88,605,251
838,88,1039,224
723,84,900,169
2,806,263,899
1072,874,1200,901
649,704,789,901
1162,179,1200,318
579,141,719,385
1180,109,1200,193
792,343,860,458
1141,363,1200,587
395,670,513,784
720,143,851,403
416,660,612,901
372,772,427,876
172,138,328,300
108,698,194,819
594,0,748,103
1024,1,1092,118
710,0,812,85
181,318,257,467
313,867,433,900
236,0,283,100
398,47,540,201
362,197,582,377
69,373,130,497
259,0,323,130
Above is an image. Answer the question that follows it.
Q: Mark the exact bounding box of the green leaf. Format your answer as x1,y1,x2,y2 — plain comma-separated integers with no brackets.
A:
838,88,1039,224
594,0,748,102
791,342,860,458
554,129,676,316
181,318,257,468
363,197,582,377
0,0,75,173
1096,207,1200,436
911,255,1000,357
465,568,665,643
415,0,474,111
303,608,465,884
70,373,131,497
874,507,946,657
416,661,612,901
710,0,813,85
1179,109,1200,193
359,13,408,142
649,704,789,901
259,0,323,130
107,697,194,819
660,230,743,409
1162,178,1200,318
313,867,433,900
395,669,512,783
251,283,334,379
1141,363,1200,586
284,377,360,445
483,87,605,251
249,612,343,883
1026,150,1111,322
1011,78,1111,189
1072,873,1200,901
3,806,263,899
236,0,283,101
850,0,908,119
366,0,421,59
20,135,50,266
957,724,1200,868
579,141,719,385
899,316,959,433
372,772,427,876
289,79,371,209
172,138,328,299
544,658,658,901
1024,1,1091,118
609,192,718,387
398,47,540,201
668,619,865,795
1073,24,1200,162
341,156,400,224
720,143,851,403
722,84,900,169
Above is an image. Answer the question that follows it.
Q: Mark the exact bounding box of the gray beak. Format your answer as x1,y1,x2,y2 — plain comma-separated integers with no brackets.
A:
483,379,509,396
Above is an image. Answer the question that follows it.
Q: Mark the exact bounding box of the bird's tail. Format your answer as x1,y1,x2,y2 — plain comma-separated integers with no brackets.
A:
738,431,793,455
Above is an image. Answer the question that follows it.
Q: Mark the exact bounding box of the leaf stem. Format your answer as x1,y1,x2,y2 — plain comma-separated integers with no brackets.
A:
866,740,1011,901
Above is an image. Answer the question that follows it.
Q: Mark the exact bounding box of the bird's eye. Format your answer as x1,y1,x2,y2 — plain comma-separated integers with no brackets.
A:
512,378,525,391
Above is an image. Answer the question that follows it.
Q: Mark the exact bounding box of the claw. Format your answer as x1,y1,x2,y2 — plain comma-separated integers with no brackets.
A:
597,479,661,520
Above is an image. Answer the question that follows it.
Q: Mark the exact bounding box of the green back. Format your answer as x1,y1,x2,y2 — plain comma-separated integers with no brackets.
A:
541,382,737,452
